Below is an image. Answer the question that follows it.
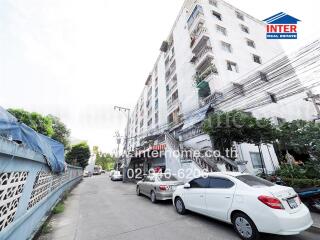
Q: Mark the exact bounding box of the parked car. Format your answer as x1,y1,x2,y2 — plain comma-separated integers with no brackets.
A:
136,174,183,203
83,170,89,177
173,172,313,240
109,170,116,178
111,171,123,181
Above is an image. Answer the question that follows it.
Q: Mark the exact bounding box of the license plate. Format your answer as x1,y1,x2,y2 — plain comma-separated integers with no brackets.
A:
170,186,176,191
287,197,298,209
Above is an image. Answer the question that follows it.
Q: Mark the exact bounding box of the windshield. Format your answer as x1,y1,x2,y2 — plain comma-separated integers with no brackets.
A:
236,175,274,187
158,175,178,181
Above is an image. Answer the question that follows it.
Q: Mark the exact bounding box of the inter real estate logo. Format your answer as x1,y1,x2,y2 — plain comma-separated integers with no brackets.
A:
263,12,300,39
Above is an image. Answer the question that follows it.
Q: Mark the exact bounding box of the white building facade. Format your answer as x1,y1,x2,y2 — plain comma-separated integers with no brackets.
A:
125,0,317,178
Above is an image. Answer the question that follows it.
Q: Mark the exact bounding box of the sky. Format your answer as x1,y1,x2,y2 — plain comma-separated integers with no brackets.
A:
0,0,319,154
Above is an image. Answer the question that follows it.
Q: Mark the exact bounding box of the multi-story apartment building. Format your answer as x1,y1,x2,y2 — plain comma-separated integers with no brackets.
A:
124,0,316,178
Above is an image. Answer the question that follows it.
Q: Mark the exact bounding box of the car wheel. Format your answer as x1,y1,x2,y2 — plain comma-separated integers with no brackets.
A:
136,186,141,196
150,191,157,203
232,212,260,240
175,197,186,215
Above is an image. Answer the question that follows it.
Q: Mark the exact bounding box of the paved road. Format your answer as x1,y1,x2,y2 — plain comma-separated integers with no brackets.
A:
40,175,319,240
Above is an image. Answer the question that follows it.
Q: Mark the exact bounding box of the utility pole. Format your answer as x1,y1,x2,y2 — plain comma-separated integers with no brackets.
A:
304,90,320,120
114,131,121,170
114,106,130,182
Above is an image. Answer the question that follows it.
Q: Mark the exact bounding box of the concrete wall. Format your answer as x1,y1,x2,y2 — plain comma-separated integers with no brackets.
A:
0,137,82,240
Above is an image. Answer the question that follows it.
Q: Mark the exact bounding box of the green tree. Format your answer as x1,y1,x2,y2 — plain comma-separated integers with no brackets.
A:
203,110,277,153
93,146,115,170
8,108,54,137
203,110,278,173
7,108,71,149
48,115,71,150
66,142,91,169
278,120,320,160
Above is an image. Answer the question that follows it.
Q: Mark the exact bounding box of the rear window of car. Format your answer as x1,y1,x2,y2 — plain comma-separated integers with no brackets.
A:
236,175,274,187
158,175,178,181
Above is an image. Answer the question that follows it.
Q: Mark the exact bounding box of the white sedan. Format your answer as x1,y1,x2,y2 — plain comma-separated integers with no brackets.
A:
173,172,313,240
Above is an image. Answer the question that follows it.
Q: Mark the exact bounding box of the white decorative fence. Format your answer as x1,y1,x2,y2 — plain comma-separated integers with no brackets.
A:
0,137,82,240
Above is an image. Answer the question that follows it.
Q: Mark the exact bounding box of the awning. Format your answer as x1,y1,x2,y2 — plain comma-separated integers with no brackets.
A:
181,104,211,130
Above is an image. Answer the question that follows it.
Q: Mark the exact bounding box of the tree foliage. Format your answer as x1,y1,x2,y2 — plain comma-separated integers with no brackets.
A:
48,115,71,150
8,108,54,137
93,146,115,170
278,120,320,160
203,110,278,155
66,142,91,169
7,109,70,149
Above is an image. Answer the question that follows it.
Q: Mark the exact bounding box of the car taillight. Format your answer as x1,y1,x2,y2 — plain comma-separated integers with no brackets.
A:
159,185,169,191
258,195,284,210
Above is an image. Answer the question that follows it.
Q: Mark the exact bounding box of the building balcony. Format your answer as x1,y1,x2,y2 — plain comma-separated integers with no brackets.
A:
200,91,223,107
193,64,218,86
191,45,214,67
187,5,204,30
165,63,176,81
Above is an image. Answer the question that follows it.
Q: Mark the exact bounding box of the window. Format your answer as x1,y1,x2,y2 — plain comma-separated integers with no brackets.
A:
139,120,144,128
147,118,152,126
155,112,159,123
155,99,159,110
236,175,274,187
212,10,222,21
189,178,210,188
209,0,217,7
259,71,268,82
145,176,155,182
158,175,178,181
269,93,277,103
236,11,244,20
276,117,286,125
253,54,262,64
246,39,255,48
227,61,238,72
240,24,249,33
155,87,158,97
250,152,264,169
216,25,227,35
209,177,234,188
221,41,232,53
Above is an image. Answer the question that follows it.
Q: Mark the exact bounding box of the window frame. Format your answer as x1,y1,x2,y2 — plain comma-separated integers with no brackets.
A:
252,54,262,64
226,60,238,72
240,24,249,34
221,41,232,53
212,10,222,21
236,11,244,21
216,24,227,36
189,177,210,188
246,38,255,48
208,177,235,189
249,152,264,169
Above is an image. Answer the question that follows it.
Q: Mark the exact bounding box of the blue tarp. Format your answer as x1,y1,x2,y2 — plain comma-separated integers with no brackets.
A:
0,106,66,173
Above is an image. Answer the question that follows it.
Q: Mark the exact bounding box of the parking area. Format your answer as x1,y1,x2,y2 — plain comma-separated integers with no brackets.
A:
40,175,319,240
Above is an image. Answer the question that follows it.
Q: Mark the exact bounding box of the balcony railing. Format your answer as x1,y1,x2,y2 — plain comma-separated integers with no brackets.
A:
190,27,207,48
194,65,218,85
200,91,223,106
193,46,213,64
165,64,176,81
180,124,204,141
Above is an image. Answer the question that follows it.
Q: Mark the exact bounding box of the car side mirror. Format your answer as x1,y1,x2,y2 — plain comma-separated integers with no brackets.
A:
184,183,191,189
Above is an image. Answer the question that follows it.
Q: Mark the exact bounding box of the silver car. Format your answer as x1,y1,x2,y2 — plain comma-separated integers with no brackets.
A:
111,171,123,181
136,174,183,203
